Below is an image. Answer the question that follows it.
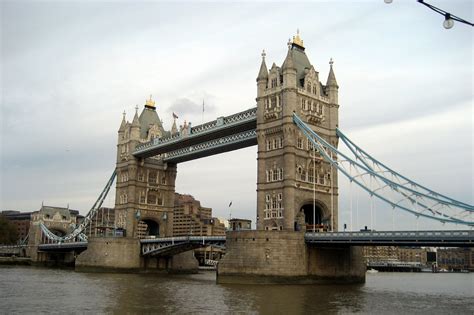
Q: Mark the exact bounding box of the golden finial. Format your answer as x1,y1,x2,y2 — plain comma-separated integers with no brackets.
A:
261,49,266,60
329,58,334,66
145,94,156,108
292,29,304,48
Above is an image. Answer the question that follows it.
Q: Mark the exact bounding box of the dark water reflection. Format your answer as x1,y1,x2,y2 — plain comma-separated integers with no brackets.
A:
1,266,473,314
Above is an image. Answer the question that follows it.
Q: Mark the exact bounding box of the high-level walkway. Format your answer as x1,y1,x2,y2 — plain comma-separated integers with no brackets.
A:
133,107,257,163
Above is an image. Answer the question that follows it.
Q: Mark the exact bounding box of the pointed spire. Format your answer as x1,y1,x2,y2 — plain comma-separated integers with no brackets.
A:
119,110,127,131
326,58,338,88
257,49,268,81
171,114,178,135
282,47,295,71
132,105,140,127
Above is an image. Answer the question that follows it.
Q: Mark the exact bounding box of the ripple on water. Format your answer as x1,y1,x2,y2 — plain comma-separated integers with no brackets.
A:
1,267,473,314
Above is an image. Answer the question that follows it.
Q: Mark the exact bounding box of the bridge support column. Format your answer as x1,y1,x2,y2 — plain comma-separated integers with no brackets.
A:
75,237,141,272
217,231,365,284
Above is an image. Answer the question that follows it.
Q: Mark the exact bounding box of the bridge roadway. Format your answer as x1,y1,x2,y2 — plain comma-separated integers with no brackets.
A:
140,230,474,256
133,107,257,163
27,230,473,255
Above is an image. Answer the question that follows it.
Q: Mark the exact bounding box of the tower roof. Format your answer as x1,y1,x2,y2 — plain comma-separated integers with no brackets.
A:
326,58,338,88
138,98,165,139
283,31,312,85
118,110,127,131
132,106,140,127
282,47,296,71
257,50,269,81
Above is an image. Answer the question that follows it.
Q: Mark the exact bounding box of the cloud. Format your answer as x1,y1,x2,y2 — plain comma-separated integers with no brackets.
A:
166,96,216,120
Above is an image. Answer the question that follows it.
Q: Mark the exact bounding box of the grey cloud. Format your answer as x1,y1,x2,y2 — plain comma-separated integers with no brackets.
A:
167,97,216,117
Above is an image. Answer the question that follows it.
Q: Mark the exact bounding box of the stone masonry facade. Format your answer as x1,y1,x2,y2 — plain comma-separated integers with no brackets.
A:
256,32,339,231
115,97,177,238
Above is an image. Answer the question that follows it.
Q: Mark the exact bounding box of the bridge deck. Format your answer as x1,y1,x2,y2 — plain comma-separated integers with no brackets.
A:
305,230,474,247
133,107,257,160
38,242,88,251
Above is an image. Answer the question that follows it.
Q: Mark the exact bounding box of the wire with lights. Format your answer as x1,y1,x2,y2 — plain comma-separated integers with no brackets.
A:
384,0,474,29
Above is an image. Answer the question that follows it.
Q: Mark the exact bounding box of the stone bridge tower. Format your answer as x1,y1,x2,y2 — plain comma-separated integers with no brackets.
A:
115,96,177,238
256,32,340,232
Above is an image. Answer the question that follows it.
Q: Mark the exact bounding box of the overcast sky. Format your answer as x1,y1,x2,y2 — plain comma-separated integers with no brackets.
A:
1,0,472,231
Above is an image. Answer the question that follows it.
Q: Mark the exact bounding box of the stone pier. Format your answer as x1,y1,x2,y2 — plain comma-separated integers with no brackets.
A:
217,230,365,284
75,237,198,273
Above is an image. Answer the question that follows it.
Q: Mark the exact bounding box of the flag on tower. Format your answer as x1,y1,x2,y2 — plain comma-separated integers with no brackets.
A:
173,112,178,119
202,100,205,113
228,201,232,207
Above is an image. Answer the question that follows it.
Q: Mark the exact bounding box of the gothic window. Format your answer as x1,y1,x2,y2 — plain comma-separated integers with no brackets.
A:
301,169,306,181
313,85,317,94
307,82,312,93
161,176,166,185
157,192,163,205
271,78,277,88
276,137,282,148
273,138,277,149
301,98,306,111
120,193,128,204
278,168,283,181
267,139,272,151
272,199,277,209
148,171,157,184
308,168,314,183
272,170,278,181
297,166,303,181
297,138,303,149
139,191,146,204
271,96,277,108
138,172,144,181
120,172,128,183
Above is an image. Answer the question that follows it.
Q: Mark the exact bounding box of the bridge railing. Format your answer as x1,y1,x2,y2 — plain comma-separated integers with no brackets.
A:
134,107,257,154
305,230,473,238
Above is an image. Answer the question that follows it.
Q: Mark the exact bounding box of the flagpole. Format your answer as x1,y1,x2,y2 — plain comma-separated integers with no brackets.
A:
202,100,205,125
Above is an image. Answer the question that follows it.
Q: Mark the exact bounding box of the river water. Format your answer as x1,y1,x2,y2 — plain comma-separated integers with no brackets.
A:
0,266,472,314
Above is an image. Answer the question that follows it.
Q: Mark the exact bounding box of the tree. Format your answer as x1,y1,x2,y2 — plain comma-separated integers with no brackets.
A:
0,215,18,244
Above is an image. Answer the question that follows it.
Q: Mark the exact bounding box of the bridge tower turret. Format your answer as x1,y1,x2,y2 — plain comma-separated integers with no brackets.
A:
256,31,339,232
114,96,177,239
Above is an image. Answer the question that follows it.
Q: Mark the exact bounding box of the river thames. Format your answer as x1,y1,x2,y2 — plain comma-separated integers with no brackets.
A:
0,266,472,314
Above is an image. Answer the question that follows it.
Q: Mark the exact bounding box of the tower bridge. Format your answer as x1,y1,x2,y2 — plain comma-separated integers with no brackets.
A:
19,32,473,283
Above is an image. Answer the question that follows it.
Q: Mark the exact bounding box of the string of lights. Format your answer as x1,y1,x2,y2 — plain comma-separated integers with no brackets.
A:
384,0,474,29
